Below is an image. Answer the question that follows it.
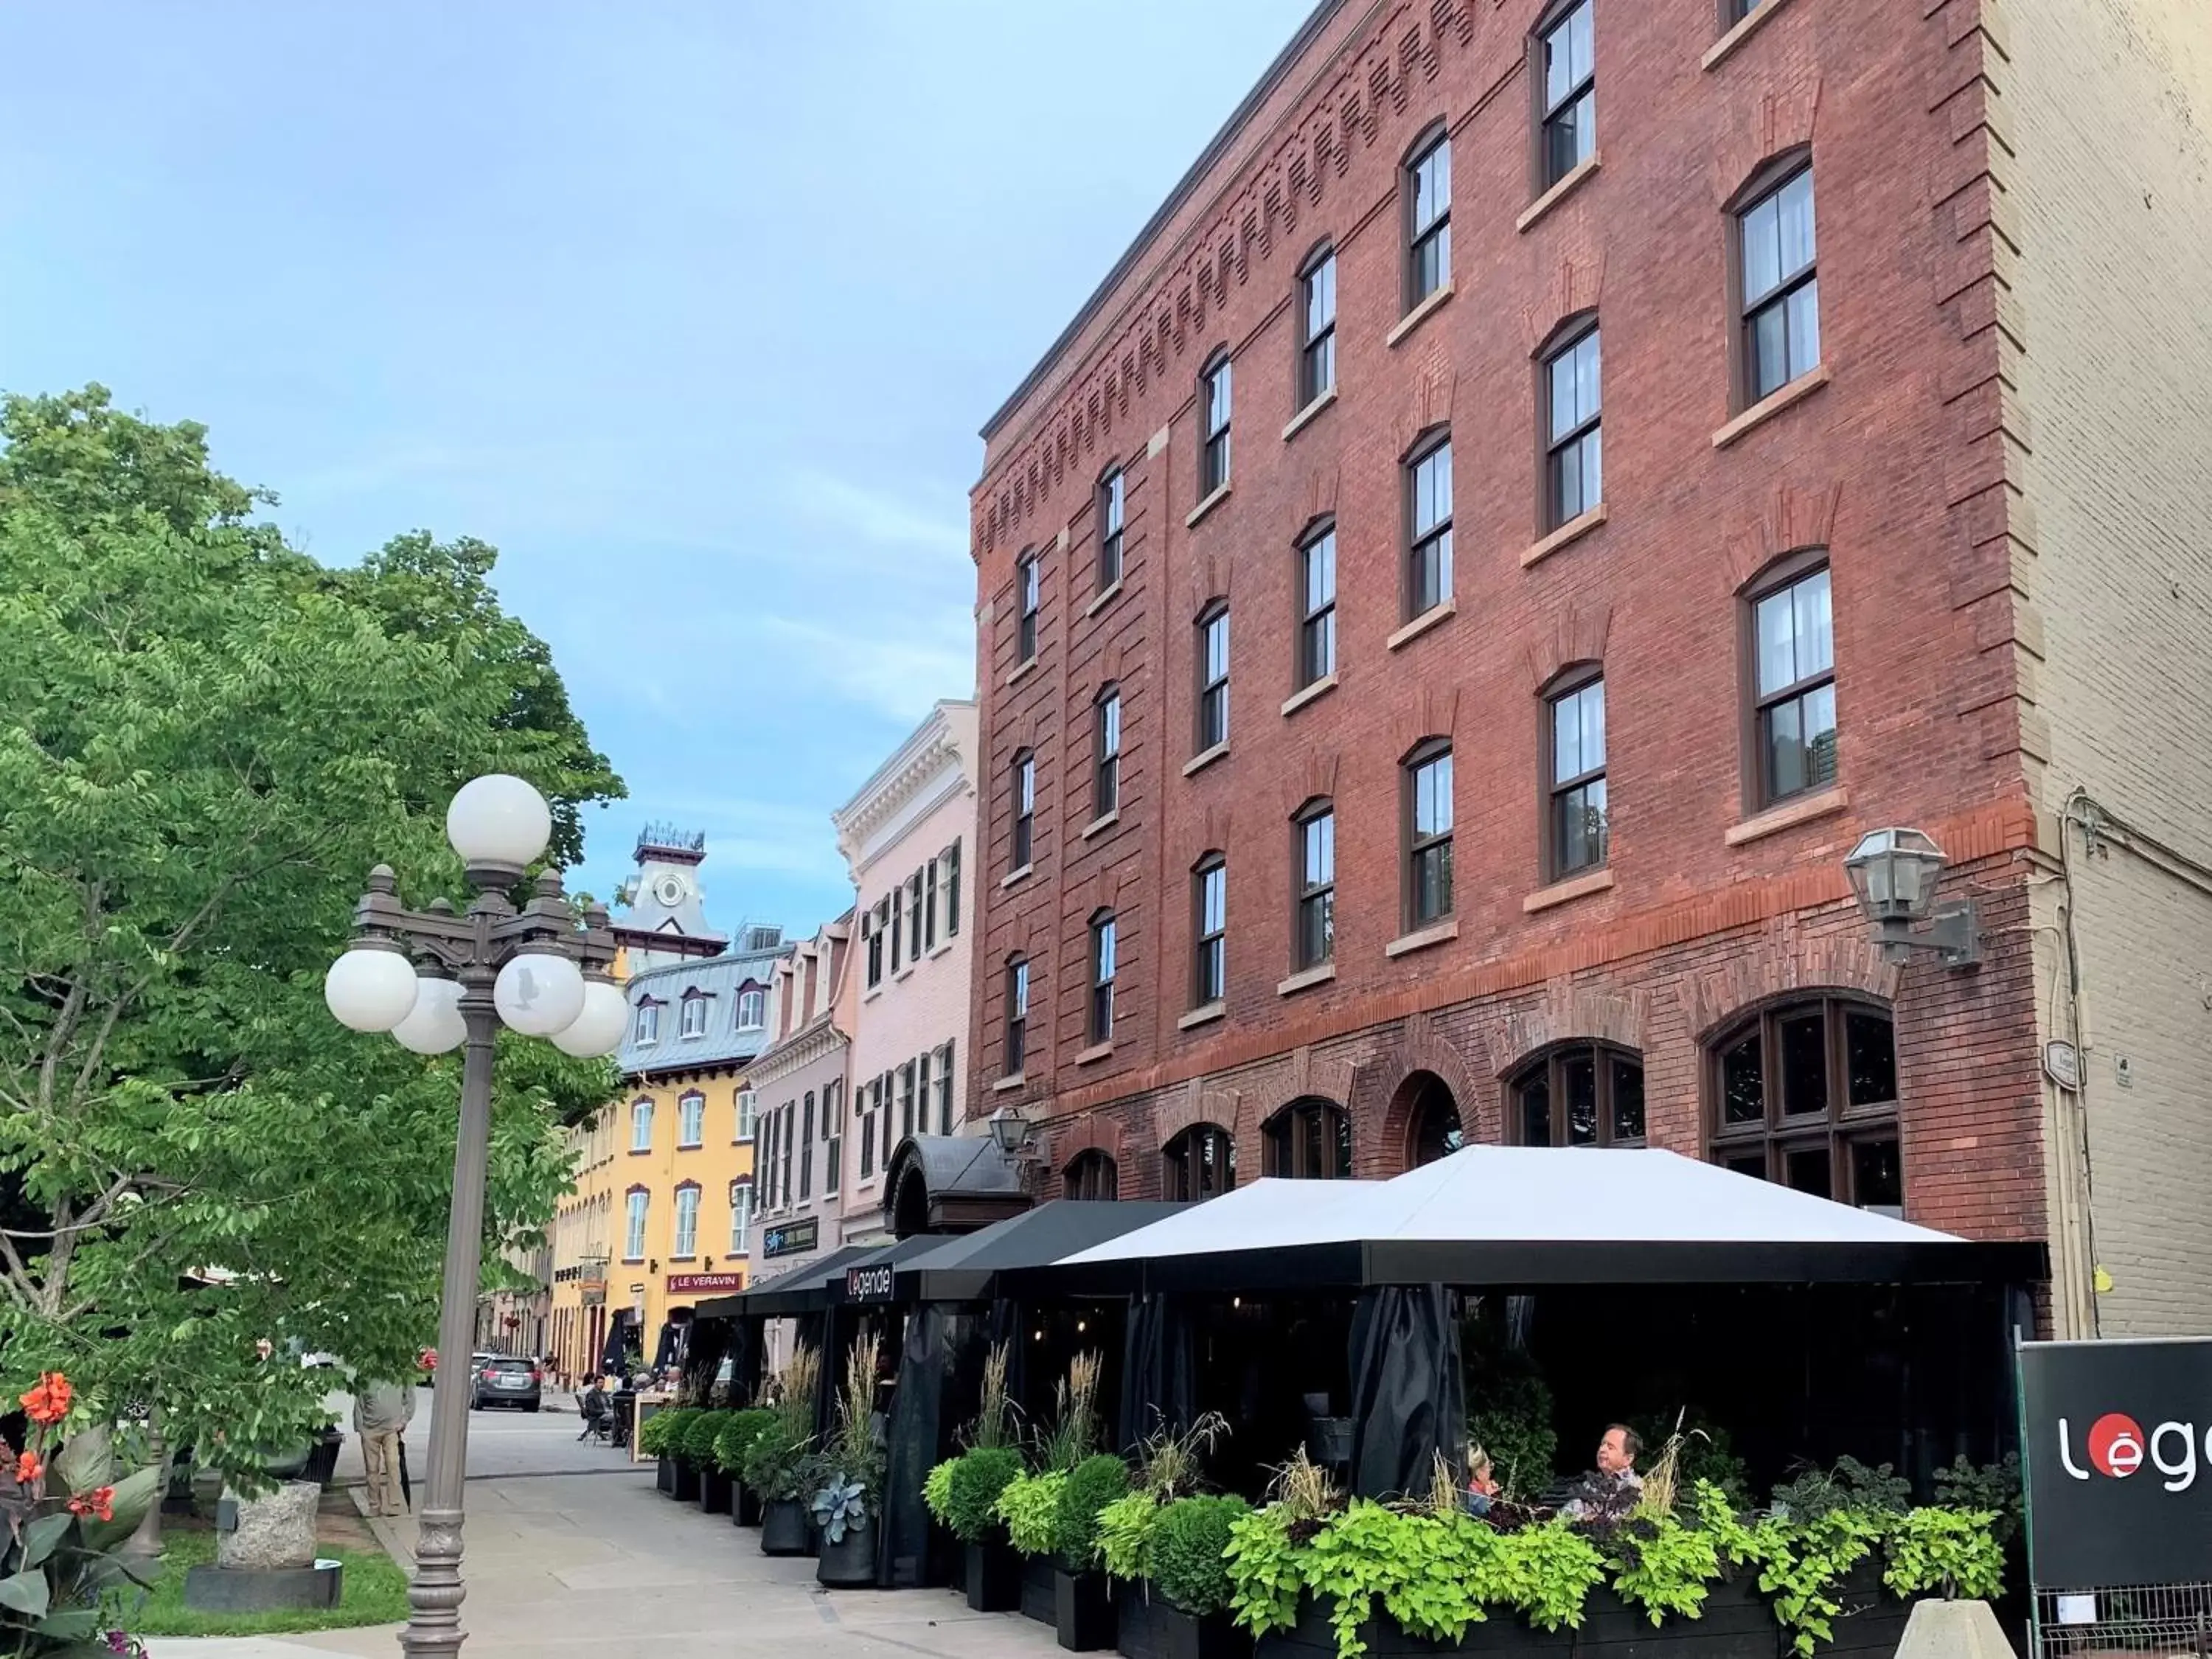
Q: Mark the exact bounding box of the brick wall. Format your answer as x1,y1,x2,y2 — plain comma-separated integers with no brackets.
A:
2003,0,2212,1335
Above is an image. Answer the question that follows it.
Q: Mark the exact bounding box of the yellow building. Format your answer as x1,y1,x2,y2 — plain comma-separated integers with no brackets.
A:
549,921,790,1381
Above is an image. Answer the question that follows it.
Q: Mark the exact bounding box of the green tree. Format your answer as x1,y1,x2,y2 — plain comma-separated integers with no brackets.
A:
0,386,625,1481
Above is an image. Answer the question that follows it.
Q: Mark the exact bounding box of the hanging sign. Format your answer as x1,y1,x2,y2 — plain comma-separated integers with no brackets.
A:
2020,1336,2212,1588
762,1217,819,1259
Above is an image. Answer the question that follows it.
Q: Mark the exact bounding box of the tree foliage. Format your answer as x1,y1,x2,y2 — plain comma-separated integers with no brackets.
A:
0,386,624,1477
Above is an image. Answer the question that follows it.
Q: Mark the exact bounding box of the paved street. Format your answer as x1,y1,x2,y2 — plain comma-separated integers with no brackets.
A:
153,1392,1060,1659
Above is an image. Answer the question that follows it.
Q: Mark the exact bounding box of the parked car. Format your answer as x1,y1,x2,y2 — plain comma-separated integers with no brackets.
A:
470,1354,543,1412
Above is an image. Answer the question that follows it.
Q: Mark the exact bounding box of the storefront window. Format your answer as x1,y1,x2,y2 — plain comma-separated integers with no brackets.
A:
1707,998,1901,1213
1264,1098,1352,1180
1163,1124,1236,1202
1512,1045,1644,1147
1065,1150,1119,1201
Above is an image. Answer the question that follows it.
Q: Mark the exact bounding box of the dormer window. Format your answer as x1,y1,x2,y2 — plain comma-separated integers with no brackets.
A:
633,1001,661,1043
737,986,765,1029
679,991,709,1039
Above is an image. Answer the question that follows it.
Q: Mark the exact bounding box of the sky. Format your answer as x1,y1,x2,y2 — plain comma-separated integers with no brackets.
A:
0,0,1312,933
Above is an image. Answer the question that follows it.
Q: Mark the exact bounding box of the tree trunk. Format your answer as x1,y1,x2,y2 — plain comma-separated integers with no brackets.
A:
127,1406,166,1558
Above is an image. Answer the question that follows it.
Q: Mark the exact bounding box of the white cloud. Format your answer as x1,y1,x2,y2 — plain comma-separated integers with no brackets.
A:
760,610,975,724
786,470,970,560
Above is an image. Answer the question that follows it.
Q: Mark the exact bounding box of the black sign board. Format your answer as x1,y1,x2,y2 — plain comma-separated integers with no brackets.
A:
846,1264,894,1303
2021,1336,2212,1589
761,1217,819,1260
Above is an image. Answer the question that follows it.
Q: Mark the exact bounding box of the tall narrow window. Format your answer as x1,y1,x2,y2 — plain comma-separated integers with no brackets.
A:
1200,355,1232,496
824,1082,842,1197
1299,248,1337,406
1408,134,1451,306
779,1105,793,1207
624,1189,649,1260
1739,164,1819,401
1005,958,1029,1075
1064,1150,1119,1202
1750,563,1836,804
899,1061,917,1140
672,1184,700,1257
1540,1,1596,188
737,987,765,1027
633,1001,660,1044
678,1091,705,1149
1196,605,1229,751
945,841,961,936
1098,470,1125,591
1094,688,1121,818
1089,911,1117,1044
1018,552,1041,661
888,891,902,973
728,1178,754,1253
629,1098,653,1152
679,992,708,1038
1544,324,1602,527
1548,674,1609,875
1405,743,1455,926
860,1105,876,1180
925,860,939,952
799,1091,814,1199
1298,523,1337,687
1295,802,1336,970
909,871,925,960
1012,752,1035,869
936,1041,956,1135
1193,855,1227,1006
1407,437,1453,618
736,1088,757,1142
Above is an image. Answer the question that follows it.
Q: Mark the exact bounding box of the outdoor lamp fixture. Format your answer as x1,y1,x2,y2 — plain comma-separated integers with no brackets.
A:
1843,827,1980,967
988,1105,1035,1158
323,773,620,1658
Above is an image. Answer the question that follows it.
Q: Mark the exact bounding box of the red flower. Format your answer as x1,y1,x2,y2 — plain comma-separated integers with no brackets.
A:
13,1450,41,1485
21,1373,72,1426
67,1486,115,1523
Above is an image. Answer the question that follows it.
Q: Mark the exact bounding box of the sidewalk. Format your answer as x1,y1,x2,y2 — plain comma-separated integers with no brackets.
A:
144,1466,1062,1659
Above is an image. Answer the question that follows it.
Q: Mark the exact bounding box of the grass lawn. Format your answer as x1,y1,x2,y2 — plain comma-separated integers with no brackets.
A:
125,1526,410,1638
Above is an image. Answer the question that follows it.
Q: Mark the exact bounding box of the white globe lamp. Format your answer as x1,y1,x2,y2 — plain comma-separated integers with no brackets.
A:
493,951,585,1037
551,978,628,1057
325,947,422,1034
390,975,467,1054
446,774,553,870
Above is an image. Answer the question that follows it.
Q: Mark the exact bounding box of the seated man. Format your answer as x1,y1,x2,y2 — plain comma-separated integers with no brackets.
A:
1559,1424,1643,1521
577,1376,610,1442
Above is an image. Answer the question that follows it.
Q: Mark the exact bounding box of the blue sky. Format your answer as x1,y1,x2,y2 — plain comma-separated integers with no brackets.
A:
0,0,1310,933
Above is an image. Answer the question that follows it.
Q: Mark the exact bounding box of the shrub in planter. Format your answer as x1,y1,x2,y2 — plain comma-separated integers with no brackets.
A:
813,1335,888,1588
747,1346,822,1558
943,1445,1028,1613
1057,1455,1133,1570
1153,1496,1248,1619
1096,1491,1161,1585
718,1408,775,1526
637,1406,689,1460
684,1411,736,1512
998,1470,1068,1559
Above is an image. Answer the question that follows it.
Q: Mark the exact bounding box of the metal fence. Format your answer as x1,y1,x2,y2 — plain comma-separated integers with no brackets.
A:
2037,1584,2212,1658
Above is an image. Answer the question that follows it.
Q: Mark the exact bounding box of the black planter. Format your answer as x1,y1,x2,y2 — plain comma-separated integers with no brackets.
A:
1020,1553,1058,1624
1118,1585,1251,1659
1809,1566,1915,1659
1057,1568,1117,1652
655,1455,676,1496
672,1456,700,1503
966,1540,1023,1612
761,1498,813,1557
734,1485,763,1528
817,1518,877,1588
925,1522,959,1590
700,1466,734,1516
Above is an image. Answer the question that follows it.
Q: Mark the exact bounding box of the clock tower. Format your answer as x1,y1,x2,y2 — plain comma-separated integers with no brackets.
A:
611,823,726,975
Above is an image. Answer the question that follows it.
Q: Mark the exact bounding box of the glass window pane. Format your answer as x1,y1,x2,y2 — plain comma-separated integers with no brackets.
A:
1778,1010,1829,1116
1787,279,1820,380
1852,1136,1903,1214
1846,1011,1896,1107
1569,2,1593,83
1766,695,1806,799
1725,1152,1768,1183
1581,681,1606,771
1520,1071,1553,1147
1756,585,1798,695
1752,301,1788,397
1742,195,1781,302
1554,691,1582,782
1793,571,1832,677
1562,1051,1598,1144
1779,170,1816,275
1803,683,1838,786
1610,1057,1645,1141
1722,1034,1764,1125
1785,1145,1834,1199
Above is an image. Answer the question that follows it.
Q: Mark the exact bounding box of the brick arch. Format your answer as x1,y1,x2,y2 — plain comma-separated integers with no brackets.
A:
1362,1013,1489,1170
1484,982,1653,1078
1521,602,1613,691
1523,251,1606,357
1394,686,1461,760
1725,482,1844,592
1154,1079,1246,1147
1712,79,1824,208
1047,1112,1126,1172
1681,932,1900,1043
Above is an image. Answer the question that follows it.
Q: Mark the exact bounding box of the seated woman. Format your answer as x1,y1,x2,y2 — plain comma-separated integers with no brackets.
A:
1461,1447,1500,1517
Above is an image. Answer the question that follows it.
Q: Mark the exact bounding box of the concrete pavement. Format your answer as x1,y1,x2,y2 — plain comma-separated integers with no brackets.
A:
149,1393,1064,1659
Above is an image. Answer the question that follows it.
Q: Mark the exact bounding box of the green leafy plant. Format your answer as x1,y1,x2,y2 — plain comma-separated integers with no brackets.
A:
810,1334,885,1524
638,1408,693,1460
945,1446,1024,1545
1055,1453,1131,1568
1770,1457,1911,1523
1486,1519,1605,1635
996,1470,1068,1558
742,1346,819,1503
1152,1495,1250,1618
678,1410,730,1466
1,1380,162,1656
714,1408,774,1477
1604,1514,1722,1626
811,1476,869,1545
1096,1491,1161,1583
1467,1371,1557,1503
1224,1505,1304,1638
1931,1455,2022,1548
923,1459,959,1529
1881,1507,2004,1602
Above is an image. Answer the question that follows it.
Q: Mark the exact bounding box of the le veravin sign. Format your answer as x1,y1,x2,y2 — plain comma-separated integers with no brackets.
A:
2020,1336,2212,1592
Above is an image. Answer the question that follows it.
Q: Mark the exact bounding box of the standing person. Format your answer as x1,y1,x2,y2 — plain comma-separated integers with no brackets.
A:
353,1375,414,1518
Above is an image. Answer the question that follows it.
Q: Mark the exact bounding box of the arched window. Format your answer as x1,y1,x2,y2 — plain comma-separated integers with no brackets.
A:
1511,1044,1644,1147
1195,601,1230,754
1004,955,1030,1075
1708,998,1900,1213
677,1091,706,1148
1088,910,1117,1044
1265,1098,1352,1180
1098,468,1126,592
1298,244,1338,406
1164,1124,1237,1203
1199,351,1232,496
1293,799,1336,970
1192,854,1227,1008
1017,549,1041,661
1065,1150,1120,1202
629,1098,654,1152
1010,750,1036,870
1093,686,1122,818
1405,1075,1464,1166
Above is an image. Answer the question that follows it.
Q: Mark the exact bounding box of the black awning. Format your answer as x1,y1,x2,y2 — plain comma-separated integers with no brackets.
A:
829,1232,962,1307
692,1242,884,1321
894,1199,1187,1304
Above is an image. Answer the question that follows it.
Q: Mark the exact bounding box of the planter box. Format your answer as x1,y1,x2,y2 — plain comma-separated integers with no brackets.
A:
655,1455,676,1496
734,1485,763,1528
672,1457,700,1503
1020,1553,1058,1625
923,1521,959,1590
1058,1568,1117,1652
700,1467,734,1516
1811,1566,1913,1659
967,1540,1023,1613
1118,1583,1251,1659
761,1499,813,1557
818,1520,878,1588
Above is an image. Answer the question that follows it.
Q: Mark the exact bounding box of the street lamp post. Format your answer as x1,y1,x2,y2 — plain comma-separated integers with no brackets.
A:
324,776,627,1659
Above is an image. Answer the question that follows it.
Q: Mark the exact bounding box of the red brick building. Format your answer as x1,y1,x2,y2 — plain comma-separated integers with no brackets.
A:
964,0,2212,1340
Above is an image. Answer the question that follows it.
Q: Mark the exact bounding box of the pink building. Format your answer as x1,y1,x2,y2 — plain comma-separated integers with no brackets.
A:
833,700,981,1247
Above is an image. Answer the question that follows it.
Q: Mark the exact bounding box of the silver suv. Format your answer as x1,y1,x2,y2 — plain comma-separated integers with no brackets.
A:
469,1355,543,1413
